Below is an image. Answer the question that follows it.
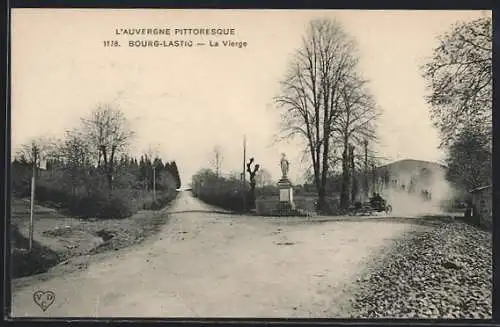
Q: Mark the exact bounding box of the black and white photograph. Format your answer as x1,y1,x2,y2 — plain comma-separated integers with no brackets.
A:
9,9,492,319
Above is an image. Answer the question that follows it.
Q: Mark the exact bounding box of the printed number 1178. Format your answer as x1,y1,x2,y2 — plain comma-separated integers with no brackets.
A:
104,40,120,47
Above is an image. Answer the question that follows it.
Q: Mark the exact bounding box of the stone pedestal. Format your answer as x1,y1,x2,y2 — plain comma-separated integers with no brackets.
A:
277,178,294,208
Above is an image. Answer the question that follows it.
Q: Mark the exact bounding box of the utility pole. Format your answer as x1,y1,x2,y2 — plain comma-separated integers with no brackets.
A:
242,135,247,211
243,135,247,185
29,145,38,253
214,146,221,177
153,165,156,202
364,139,369,199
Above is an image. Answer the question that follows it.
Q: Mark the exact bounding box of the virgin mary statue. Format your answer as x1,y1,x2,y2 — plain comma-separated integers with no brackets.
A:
280,153,289,179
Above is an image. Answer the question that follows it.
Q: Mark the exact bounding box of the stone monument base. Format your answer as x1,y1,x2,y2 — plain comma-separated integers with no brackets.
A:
277,178,294,209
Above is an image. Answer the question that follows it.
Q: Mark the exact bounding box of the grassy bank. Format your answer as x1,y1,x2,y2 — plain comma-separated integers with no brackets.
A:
10,194,178,279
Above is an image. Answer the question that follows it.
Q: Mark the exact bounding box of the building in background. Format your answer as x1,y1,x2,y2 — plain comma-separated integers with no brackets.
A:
374,159,448,201
470,185,492,229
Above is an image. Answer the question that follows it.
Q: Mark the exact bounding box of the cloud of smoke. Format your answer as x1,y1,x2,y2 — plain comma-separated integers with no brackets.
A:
379,167,457,217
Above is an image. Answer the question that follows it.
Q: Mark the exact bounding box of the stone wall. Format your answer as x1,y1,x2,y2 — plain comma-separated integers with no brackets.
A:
255,197,317,216
255,199,278,215
255,196,340,216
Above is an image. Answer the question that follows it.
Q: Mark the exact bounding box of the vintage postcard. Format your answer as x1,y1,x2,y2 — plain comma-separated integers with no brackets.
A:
9,9,492,319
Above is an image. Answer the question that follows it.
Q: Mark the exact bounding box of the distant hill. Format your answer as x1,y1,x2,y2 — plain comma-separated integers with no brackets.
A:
377,159,447,177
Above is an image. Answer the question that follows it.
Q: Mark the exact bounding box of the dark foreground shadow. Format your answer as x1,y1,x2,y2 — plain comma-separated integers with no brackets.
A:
11,225,61,278
311,215,458,227
168,209,239,215
167,208,468,230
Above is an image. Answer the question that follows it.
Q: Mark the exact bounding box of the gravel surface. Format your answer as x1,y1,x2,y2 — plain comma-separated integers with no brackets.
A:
347,220,492,319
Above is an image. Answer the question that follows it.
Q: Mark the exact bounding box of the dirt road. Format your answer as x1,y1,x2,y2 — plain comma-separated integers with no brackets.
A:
11,192,424,318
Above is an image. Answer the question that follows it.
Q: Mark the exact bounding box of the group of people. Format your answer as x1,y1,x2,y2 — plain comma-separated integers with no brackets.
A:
420,189,432,201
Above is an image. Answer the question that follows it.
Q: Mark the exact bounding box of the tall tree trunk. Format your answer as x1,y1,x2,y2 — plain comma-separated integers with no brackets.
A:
249,180,256,209
371,164,377,193
352,177,358,203
106,174,113,192
318,162,328,212
317,186,326,212
320,123,330,213
312,152,321,209
100,145,113,192
349,145,356,203
364,140,369,199
340,145,350,209
107,146,116,192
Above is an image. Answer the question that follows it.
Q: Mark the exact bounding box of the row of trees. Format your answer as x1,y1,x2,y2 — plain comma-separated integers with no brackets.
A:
421,16,492,191
13,155,180,194
275,19,380,211
13,104,181,218
193,16,490,213
274,15,492,210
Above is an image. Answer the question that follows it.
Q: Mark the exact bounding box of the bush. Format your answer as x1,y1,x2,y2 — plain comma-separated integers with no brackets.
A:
67,192,107,218
99,193,136,218
35,184,72,208
142,191,177,211
25,183,178,219
192,170,247,212
66,190,136,219
12,179,31,198
315,197,340,215
11,162,32,198
201,190,246,212
148,200,164,211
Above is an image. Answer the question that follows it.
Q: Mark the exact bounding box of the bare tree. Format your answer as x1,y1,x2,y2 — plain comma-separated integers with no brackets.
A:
81,104,134,191
211,145,224,177
421,16,492,148
56,129,93,195
255,168,273,187
246,158,260,209
275,18,361,211
331,75,380,207
15,136,57,171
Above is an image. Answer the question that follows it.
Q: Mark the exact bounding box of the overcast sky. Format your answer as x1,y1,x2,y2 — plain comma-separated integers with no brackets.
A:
11,9,490,185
